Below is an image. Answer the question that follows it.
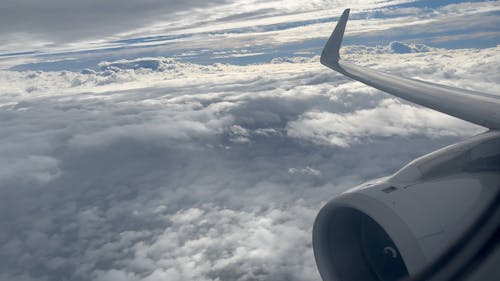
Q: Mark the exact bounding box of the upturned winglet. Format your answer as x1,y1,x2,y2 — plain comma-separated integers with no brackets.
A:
320,8,350,68
319,8,500,129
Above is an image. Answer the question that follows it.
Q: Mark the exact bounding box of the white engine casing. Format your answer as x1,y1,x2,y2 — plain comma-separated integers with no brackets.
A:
313,131,500,281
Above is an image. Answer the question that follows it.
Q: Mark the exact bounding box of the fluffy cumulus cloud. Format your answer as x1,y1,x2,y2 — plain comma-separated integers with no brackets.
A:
0,40,496,280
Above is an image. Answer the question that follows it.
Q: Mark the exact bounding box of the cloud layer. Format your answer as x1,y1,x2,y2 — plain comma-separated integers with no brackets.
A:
0,43,497,280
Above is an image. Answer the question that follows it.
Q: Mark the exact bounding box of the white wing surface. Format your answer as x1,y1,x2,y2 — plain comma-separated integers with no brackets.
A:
321,9,500,130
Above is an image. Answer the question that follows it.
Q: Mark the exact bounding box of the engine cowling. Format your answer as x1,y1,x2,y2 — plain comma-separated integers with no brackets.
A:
313,131,500,281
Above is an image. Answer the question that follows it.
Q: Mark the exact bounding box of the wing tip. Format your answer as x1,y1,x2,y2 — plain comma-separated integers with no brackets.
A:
320,8,350,68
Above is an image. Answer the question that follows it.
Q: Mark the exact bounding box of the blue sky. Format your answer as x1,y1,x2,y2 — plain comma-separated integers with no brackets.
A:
0,1,498,281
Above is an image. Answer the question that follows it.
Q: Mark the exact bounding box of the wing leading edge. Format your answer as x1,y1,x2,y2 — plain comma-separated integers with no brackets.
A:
321,9,500,130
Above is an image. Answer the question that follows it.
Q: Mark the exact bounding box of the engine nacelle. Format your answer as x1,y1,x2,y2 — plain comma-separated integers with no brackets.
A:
313,131,500,281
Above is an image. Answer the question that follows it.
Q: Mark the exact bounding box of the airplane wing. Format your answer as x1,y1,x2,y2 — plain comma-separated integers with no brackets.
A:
313,9,500,281
321,9,500,130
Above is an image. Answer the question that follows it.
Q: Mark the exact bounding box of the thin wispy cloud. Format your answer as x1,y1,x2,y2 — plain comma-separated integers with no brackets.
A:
1,0,498,70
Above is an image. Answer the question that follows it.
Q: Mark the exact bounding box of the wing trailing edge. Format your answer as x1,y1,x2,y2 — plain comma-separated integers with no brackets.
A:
321,9,500,130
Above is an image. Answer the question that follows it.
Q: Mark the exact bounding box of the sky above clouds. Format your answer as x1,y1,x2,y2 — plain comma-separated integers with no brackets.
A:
1,0,499,70
0,1,499,281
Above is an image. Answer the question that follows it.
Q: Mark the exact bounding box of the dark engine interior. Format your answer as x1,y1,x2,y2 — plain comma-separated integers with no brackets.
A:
320,207,410,281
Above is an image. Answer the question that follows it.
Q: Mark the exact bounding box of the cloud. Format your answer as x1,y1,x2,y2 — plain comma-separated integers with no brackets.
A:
288,167,321,177
343,41,435,55
0,43,497,280
0,0,229,43
0,0,413,53
116,205,316,281
287,98,480,147
0,155,61,185
2,0,498,72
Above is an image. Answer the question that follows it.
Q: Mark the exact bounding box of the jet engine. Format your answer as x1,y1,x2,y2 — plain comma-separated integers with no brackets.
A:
313,131,500,281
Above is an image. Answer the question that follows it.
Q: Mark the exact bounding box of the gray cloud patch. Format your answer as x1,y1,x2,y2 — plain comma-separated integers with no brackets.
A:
0,0,229,43
0,45,495,280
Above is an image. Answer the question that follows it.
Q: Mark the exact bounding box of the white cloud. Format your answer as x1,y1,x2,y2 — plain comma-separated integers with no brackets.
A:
118,205,316,281
287,98,481,147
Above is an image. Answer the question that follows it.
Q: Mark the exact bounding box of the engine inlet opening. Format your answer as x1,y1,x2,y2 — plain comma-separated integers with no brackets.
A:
322,207,410,281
